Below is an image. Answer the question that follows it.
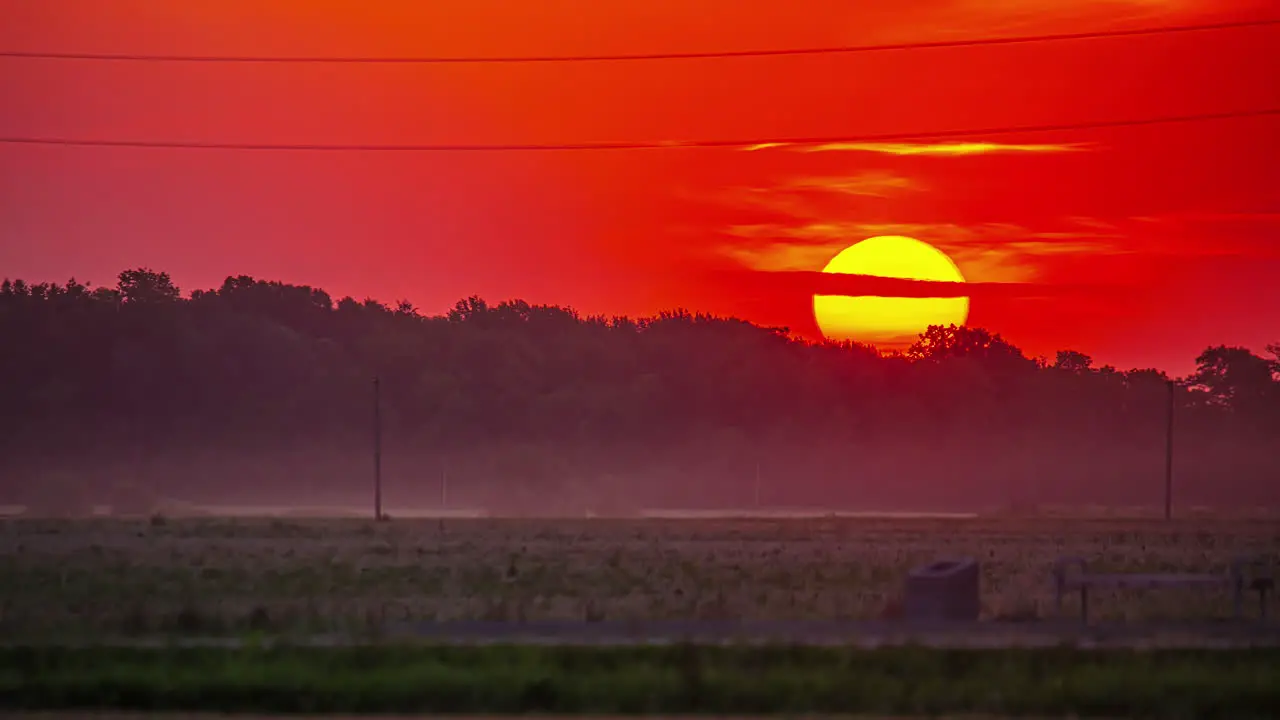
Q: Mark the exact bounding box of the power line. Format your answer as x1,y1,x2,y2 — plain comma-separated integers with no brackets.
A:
1,18,1275,64
0,108,1274,153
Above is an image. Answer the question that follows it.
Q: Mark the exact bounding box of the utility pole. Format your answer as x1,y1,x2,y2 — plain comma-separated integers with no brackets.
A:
373,376,384,521
1164,379,1174,521
754,461,761,509
440,459,448,509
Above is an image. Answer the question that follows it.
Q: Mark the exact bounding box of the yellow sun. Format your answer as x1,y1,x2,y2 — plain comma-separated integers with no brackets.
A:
813,235,969,348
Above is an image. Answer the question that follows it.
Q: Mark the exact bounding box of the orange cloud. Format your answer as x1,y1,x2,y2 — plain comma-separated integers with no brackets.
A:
721,267,1132,302
698,171,920,224
720,243,843,272
720,219,1127,283
707,187,829,220
780,172,923,196
850,0,1247,42
1118,213,1280,259
759,141,1092,155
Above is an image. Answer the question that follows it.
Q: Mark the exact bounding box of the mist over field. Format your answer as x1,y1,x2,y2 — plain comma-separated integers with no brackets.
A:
3,270,1278,518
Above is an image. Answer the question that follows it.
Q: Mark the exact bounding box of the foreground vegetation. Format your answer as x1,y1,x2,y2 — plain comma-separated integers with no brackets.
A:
1,644,1277,716
1,516,1275,639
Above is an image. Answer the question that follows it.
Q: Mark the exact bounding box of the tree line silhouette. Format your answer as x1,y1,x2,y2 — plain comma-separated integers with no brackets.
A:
1,268,1277,515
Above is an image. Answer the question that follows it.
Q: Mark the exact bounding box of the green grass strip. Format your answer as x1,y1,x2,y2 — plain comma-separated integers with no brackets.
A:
1,644,1277,717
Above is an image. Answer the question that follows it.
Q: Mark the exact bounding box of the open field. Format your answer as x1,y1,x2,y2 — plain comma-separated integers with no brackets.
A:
0,712,1090,717
0,712,1105,717
0,515,1276,640
2,645,1278,717
2,716,1151,720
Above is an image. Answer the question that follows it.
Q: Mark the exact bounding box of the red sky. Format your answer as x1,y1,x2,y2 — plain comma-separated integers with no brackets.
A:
1,0,1278,374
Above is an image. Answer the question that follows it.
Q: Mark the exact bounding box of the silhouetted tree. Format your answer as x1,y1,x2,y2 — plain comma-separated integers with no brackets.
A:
906,324,1033,368
1053,350,1094,373
0,268,1277,512
117,268,180,305
1190,345,1276,412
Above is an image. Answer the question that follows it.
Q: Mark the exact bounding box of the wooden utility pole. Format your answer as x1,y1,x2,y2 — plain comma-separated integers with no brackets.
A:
440,459,448,508
754,461,761,509
1164,379,1174,521
373,376,384,521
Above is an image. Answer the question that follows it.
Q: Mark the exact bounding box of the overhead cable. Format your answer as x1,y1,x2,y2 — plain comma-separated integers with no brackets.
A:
1,18,1275,64
0,108,1274,152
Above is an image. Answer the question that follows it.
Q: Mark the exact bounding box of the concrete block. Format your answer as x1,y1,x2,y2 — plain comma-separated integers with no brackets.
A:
903,557,980,622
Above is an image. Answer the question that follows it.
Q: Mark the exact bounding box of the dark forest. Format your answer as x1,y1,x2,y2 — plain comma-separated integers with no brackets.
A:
2,268,1277,516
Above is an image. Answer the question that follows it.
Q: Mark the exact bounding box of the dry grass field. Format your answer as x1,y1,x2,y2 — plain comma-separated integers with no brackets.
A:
0,514,1276,639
